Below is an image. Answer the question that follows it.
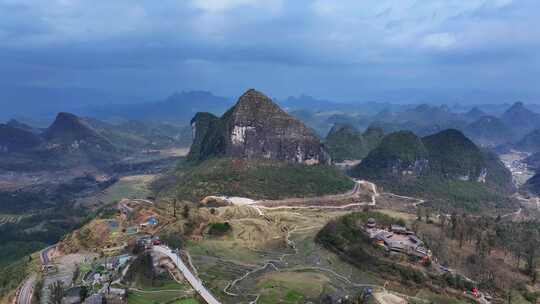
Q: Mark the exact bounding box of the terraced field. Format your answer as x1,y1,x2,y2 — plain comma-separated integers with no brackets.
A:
185,207,381,304
0,214,24,226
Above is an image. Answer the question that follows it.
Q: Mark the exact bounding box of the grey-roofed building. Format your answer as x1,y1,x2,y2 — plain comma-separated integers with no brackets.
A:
83,294,103,304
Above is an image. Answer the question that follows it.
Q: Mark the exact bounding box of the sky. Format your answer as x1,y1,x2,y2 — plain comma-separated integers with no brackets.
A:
0,0,539,103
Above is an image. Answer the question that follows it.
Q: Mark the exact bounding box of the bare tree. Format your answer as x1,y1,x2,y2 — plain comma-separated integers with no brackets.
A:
48,281,65,304
182,204,190,219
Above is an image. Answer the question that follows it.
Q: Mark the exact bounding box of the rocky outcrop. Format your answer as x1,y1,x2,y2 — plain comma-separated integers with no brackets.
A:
188,89,330,164
186,112,219,161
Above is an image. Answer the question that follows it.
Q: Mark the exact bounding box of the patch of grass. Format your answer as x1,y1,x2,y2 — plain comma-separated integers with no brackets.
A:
127,288,190,304
376,210,416,224
186,239,262,265
142,281,188,292
285,290,304,302
100,175,153,203
176,299,199,304
257,271,329,303
414,290,469,304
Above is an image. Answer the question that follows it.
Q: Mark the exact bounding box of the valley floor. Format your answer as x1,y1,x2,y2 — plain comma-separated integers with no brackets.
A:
10,167,540,304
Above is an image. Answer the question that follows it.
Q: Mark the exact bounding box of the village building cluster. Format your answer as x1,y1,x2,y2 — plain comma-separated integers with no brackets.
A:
364,218,431,259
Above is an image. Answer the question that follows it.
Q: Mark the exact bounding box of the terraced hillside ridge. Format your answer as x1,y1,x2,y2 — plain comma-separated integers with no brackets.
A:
188,89,330,164
324,124,383,162
351,129,514,211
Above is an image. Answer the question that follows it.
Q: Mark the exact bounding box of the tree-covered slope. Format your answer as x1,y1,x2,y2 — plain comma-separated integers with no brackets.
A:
324,124,384,162
163,157,354,201
350,129,514,211
350,130,429,180
422,129,485,180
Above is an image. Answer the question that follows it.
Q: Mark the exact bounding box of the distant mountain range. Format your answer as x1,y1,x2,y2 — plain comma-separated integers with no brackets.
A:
85,91,232,124
0,112,190,172
3,84,540,157
0,85,146,121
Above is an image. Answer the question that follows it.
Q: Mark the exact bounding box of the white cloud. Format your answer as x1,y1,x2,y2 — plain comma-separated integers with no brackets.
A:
191,0,282,13
493,0,513,8
421,32,457,50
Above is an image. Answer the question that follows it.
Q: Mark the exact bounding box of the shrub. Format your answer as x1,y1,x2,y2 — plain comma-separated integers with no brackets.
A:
208,222,231,235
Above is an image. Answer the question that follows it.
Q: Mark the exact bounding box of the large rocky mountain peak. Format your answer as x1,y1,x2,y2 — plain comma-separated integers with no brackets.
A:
188,89,330,164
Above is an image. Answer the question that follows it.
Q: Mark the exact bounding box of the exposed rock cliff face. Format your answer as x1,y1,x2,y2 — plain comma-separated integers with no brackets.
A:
188,89,330,164
186,112,219,161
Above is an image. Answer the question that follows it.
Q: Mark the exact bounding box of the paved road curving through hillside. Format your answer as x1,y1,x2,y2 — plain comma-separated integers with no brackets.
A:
16,274,36,304
153,245,221,304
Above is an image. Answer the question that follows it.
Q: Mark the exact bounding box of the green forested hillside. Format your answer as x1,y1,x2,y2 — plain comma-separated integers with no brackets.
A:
350,130,428,180
350,129,514,212
324,124,383,162
164,157,354,201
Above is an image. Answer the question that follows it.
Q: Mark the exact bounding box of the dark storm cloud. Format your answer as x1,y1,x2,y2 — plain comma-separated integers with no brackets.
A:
0,0,539,101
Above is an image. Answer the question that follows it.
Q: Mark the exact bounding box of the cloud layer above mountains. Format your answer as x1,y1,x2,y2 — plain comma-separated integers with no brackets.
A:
1,0,538,102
